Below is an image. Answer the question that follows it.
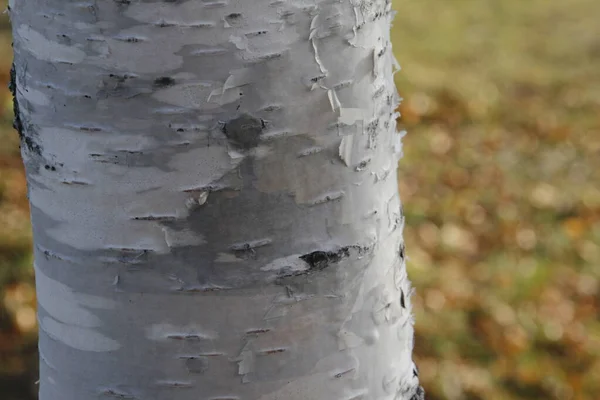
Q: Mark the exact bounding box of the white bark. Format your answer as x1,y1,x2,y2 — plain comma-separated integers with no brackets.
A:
10,0,421,399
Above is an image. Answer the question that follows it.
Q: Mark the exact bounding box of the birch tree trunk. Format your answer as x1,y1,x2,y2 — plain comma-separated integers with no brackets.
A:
9,0,422,399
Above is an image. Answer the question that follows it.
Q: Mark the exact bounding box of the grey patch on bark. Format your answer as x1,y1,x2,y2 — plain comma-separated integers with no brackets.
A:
366,118,380,149
222,114,265,149
98,73,144,99
184,356,209,374
89,150,155,167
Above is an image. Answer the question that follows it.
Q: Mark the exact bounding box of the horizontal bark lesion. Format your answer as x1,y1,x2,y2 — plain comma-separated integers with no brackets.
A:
274,244,372,283
257,347,286,355
153,76,176,87
333,368,356,379
245,328,271,335
99,387,136,399
229,238,273,252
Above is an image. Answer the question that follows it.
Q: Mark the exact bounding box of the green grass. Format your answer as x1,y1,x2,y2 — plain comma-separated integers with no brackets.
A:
1,0,599,399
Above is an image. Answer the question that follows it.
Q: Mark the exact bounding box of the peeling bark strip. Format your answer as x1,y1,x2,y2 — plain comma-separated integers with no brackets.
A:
9,63,41,155
10,0,421,399
8,64,21,135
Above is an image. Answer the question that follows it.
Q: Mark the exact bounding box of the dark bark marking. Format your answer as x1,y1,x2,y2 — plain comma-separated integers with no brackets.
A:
167,334,205,341
131,215,177,222
299,248,351,271
157,21,176,28
355,158,371,172
410,386,425,400
224,12,244,26
334,368,355,378
100,388,136,399
209,398,239,400
78,125,103,132
173,285,233,293
108,73,137,81
230,239,272,252
107,248,152,265
246,328,271,335
155,380,193,388
259,348,286,355
246,30,269,37
243,51,285,65
400,289,406,309
61,180,89,186
154,76,176,87
222,114,264,149
115,36,144,43
366,118,380,148
285,246,369,277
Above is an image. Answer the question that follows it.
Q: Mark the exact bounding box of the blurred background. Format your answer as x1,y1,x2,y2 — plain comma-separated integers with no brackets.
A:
1,0,599,399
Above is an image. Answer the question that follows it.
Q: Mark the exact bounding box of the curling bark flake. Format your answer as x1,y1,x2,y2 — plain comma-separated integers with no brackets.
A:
9,0,422,399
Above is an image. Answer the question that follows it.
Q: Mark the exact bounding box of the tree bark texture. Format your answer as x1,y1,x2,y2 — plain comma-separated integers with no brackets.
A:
9,0,421,399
